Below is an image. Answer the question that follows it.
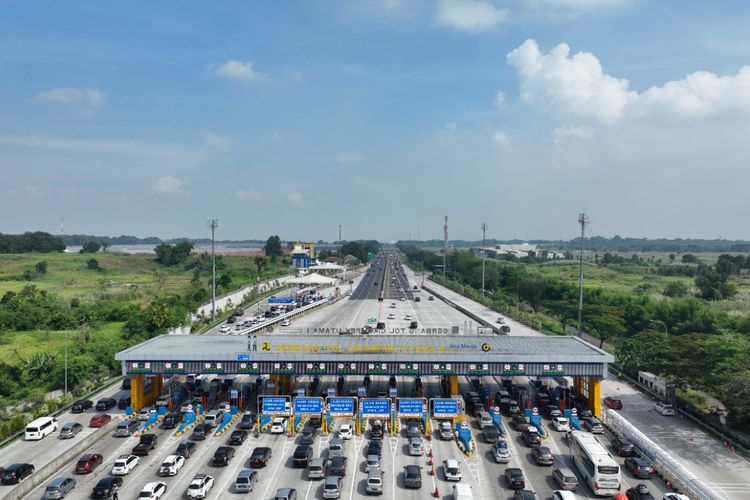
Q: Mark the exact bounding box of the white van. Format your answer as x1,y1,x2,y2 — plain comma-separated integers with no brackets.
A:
25,416,58,440
478,411,493,429
453,483,473,500
655,401,675,416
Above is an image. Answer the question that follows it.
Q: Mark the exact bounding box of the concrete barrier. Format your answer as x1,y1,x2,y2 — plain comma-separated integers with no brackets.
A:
5,420,116,500
421,284,502,335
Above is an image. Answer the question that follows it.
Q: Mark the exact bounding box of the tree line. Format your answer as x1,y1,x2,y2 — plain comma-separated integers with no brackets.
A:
0,232,65,253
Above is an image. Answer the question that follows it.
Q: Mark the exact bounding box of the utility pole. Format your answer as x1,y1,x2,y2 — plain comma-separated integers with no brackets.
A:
338,224,342,243
443,216,448,277
64,329,68,397
577,213,589,337
481,222,487,295
208,218,219,320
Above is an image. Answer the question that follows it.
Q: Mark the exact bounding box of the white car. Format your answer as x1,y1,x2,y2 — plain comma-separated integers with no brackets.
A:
443,459,462,481
139,481,167,500
112,454,139,475
281,318,291,326
137,408,152,421
400,297,406,301
219,325,231,333
338,424,353,440
496,317,505,324
655,401,675,416
404,314,412,320
552,491,577,500
270,417,288,434
390,303,396,308
663,494,691,500
408,437,424,456
493,441,510,463
158,455,185,476
551,417,570,432
387,313,395,319
186,474,214,499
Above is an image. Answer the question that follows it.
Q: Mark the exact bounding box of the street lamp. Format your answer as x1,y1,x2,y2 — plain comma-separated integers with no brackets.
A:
64,330,68,397
650,319,668,335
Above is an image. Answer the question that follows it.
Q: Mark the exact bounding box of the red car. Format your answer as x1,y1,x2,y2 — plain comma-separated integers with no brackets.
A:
604,397,623,410
89,413,112,427
75,453,104,474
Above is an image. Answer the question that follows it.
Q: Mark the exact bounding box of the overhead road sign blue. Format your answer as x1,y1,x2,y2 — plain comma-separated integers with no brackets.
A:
328,397,355,417
268,297,295,304
361,398,391,418
432,399,459,418
397,398,425,417
294,397,323,415
261,396,288,415
236,354,250,362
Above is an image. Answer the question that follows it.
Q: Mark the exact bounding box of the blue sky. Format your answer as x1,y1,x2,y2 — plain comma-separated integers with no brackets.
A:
2,0,750,242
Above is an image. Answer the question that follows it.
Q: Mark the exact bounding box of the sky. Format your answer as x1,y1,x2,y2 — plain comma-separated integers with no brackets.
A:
1,0,750,242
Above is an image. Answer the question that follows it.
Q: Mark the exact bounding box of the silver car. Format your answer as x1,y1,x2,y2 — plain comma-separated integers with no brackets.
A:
234,470,258,492
44,477,76,499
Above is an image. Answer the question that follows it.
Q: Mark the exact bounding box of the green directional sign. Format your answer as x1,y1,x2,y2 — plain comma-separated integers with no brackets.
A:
367,317,377,324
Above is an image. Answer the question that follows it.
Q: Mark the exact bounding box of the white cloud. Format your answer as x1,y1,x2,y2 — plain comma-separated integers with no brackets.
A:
151,176,187,195
288,192,304,206
235,188,260,201
435,0,510,32
445,122,457,130
37,87,106,106
507,39,750,124
336,151,368,165
215,60,263,81
552,124,595,143
494,91,506,109
492,131,510,145
507,39,634,124
24,184,45,198
202,133,228,150
531,0,633,11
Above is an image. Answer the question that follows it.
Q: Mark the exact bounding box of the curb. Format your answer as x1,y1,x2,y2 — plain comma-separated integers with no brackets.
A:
215,414,240,437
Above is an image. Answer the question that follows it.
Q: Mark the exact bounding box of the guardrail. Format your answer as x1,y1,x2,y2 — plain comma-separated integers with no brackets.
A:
237,298,330,335
604,409,723,500
421,283,502,335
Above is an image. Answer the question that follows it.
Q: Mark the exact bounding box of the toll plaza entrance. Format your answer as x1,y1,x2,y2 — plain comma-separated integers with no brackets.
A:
116,334,614,417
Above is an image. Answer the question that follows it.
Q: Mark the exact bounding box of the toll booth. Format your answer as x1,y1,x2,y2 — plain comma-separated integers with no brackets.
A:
325,396,356,435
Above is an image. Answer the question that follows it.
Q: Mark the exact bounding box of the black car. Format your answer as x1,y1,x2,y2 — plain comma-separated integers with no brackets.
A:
92,476,123,499
328,456,347,476
309,416,322,429
229,430,248,445
227,315,236,323
132,434,158,456
366,440,382,458
191,423,212,440
504,468,525,490
176,440,196,458
250,447,273,468
511,415,529,431
299,429,317,445
403,465,422,488
1,463,34,484
522,429,541,447
292,445,313,468
212,446,235,466
611,437,637,456
370,422,384,440
71,399,93,413
625,458,655,479
95,397,117,411
162,412,184,429
531,446,554,465
626,484,656,500
239,412,256,430
117,395,131,409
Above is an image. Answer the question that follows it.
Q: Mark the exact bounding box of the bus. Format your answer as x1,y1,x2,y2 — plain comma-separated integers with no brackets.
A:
569,430,621,496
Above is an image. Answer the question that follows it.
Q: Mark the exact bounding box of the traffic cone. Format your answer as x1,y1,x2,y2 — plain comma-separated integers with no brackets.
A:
428,466,435,476
433,486,440,498
428,456,433,466
429,448,433,458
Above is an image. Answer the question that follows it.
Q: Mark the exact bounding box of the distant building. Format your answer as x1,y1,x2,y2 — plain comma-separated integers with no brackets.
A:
472,243,561,260
290,242,316,268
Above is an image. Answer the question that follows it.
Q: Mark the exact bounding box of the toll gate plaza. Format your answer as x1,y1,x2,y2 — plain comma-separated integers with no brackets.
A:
115,333,614,423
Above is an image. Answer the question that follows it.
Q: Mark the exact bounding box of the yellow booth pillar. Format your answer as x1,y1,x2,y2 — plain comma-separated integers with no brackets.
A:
130,374,145,412
587,377,602,416
449,376,459,396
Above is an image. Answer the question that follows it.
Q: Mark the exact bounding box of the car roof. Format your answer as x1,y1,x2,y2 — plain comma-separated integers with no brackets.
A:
48,477,68,486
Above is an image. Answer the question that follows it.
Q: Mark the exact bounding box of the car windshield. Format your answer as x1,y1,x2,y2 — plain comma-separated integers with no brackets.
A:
599,465,620,474
189,484,201,489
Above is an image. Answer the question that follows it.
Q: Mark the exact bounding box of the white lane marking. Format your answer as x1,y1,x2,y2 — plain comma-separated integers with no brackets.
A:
347,435,365,500
261,436,293,500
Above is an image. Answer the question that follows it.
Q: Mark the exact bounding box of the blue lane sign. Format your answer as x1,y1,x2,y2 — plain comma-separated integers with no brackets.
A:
236,354,250,362
361,399,390,417
432,399,459,418
397,398,424,417
261,397,287,415
268,297,295,304
294,397,323,415
328,397,355,417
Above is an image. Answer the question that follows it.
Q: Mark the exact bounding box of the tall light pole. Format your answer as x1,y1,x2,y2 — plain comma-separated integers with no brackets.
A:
208,218,219,320
443,216,448,277
64,329,68,397
577,213,589,337
481,223,487,295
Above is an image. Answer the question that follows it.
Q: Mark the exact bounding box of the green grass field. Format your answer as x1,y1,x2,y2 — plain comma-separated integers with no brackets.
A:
0,252,285,306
